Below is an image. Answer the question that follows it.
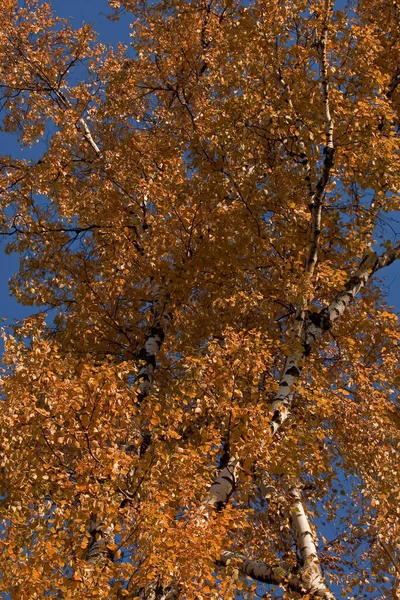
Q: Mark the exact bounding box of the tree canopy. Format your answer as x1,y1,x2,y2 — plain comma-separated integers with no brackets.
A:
0,0,399,598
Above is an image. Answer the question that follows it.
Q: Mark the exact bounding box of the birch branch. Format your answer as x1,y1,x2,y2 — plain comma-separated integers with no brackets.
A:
52,86,101,156
11,41,101,156
288,486,336,600
203,456,239,510
136,284,172,404
207,244,400,510
271,244,399,430
306,0,335,277
277,68,313,203
217,550,302,590
281,23,335,575
136,284,172,457
278,2,335,280
269,30,335,577
86,286,171,564
86,518,114,565
357,190,384,254
136,550,303,599
259,16,337,456
306,244,400,339
254,479,336,597
386,67,400,100
218,549,338,598
272,0,335,428
375,65,399,132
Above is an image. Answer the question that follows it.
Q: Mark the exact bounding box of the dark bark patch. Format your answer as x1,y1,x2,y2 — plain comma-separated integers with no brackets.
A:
309,308,331,331
150,325,165,343
272,409,282,424
285,366,301,377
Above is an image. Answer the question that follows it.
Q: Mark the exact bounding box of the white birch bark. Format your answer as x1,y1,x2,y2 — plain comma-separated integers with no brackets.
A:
272,244,400,430
306,1,335,277
288,487,336,599
204,456,239,510
271,0,335,439
217,550,301,590
271,0,334,433
137,284,172,404
86,517,114,565
204,244,400,511
137,548,333,598
86,285,171,563
136,284,172,459
13,44,101,157
218,549,337,598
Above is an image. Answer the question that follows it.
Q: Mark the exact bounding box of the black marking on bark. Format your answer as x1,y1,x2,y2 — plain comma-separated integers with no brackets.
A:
218,439,230,469
272,410,282,424
137,391,146,404
87,518,114,564
280,381,289,386
215,476,236,511
150,325,165,343
285,366,301,377
139,348,157,367
309,308,331,332
323,146,335,167
345,275,362,291
138,372,150,382
304,343,312,357
139,431,152,457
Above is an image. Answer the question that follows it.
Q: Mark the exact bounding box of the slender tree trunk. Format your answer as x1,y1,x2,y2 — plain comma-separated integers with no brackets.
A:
288,487,336,600
207,244,399,512
86,284,171,564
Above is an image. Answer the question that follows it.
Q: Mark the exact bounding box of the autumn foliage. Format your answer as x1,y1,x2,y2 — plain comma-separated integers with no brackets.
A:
0,0,399,598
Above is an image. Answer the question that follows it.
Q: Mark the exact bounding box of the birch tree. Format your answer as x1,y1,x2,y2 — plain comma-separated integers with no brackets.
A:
0,0,399,598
